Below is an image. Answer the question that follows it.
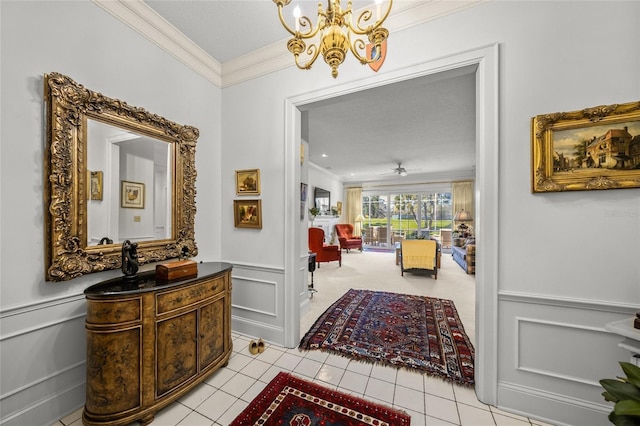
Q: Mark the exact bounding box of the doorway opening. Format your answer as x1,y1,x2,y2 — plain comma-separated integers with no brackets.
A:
285,44,499,404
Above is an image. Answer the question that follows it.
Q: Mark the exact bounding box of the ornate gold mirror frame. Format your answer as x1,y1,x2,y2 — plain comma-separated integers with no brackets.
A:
44,72,198,281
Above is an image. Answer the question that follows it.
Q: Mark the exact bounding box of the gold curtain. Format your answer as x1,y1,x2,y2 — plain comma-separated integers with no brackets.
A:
452,181,474,231
346,187,362,232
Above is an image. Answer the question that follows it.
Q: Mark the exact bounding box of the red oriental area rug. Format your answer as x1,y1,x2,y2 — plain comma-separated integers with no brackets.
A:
299,289,475,386
230,372,410,425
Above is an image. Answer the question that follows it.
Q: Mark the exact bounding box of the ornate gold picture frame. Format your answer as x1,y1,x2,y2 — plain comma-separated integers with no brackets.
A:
234,200,262,229
44,72,199,281
235,169,260,195
531,100,640,192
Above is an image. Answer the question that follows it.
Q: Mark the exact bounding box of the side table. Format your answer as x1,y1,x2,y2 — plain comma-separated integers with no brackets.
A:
308,253,317,298
606,317,640,365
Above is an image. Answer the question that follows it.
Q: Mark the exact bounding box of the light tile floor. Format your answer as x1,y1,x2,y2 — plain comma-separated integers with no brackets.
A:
56,333,555,426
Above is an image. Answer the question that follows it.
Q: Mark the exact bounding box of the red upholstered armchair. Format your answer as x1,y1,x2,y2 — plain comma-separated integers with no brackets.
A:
334,224,363,252
308,227,341,267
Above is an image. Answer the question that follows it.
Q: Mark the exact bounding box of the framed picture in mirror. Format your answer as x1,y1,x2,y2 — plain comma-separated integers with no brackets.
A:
121,181,145,209
90,171,103,201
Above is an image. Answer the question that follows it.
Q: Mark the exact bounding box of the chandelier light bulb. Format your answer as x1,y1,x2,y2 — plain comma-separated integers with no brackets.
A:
293,5,301,32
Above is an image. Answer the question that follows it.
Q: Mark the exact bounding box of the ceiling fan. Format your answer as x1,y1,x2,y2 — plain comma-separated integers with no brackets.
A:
380,162,408,177
392,162,408,176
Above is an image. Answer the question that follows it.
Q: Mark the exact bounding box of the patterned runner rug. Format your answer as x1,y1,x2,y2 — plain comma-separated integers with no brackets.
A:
230,372,411,425
299,289,475,385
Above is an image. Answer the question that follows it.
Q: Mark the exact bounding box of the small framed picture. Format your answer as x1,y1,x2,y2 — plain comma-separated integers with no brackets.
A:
90,171,103,201
234,199,262,229
121,180,145,209
300,183,308,220
236,169,260,195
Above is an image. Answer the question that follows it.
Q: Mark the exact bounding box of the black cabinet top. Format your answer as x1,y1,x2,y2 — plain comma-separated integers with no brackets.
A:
84,262,232,297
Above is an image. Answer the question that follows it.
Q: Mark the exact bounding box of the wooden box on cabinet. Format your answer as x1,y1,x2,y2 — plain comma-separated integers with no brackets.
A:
83,262,232,426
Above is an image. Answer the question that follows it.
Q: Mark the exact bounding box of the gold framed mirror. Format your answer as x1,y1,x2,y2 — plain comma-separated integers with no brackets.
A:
44,72,198,281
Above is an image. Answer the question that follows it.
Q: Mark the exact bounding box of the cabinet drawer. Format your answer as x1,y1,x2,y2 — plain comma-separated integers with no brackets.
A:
86,299,141,325
156,276,226,315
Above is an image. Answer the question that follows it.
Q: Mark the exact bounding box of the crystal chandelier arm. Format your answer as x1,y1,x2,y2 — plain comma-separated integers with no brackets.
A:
349,37,379,65
348,24,388,65
274,1,299,36
347,0,393,34
298,14,324,39
294,44,322,70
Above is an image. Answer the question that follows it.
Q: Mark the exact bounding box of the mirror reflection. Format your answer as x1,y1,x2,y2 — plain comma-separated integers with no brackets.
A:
314,187,330,215
87,120,173,246
44,72,198,282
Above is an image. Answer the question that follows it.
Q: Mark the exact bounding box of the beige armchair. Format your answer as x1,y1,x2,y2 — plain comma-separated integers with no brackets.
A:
440,229,452,249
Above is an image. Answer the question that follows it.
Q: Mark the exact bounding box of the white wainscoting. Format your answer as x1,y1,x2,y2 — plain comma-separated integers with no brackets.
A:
497,291,638,426
230,262,287,346
0,294,87,426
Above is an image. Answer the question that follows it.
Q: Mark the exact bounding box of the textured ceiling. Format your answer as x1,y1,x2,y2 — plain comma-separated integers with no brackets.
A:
143,0,477,183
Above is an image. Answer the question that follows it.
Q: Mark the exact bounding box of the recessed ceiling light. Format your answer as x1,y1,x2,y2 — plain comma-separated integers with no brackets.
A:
321,154,328,158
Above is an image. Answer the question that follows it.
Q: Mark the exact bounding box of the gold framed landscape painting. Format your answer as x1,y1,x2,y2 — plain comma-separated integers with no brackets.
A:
236,169,260,195
531,100,640,193
234,199,262,229
121,180,145,209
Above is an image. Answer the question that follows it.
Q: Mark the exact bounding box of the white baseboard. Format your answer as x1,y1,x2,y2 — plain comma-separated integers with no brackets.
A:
497,381,610,426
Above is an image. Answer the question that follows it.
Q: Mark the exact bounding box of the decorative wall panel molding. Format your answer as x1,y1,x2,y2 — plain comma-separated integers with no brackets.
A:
499,290,639,314
515,317,612,387
0,296,86,426
232,275,278,317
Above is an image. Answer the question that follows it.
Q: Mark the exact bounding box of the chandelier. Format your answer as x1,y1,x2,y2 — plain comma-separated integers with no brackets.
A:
272,0,392,78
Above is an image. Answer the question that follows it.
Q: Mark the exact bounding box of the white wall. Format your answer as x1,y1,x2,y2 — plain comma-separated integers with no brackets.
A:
1,1,639,425
220,2,640,425
0,2,222,424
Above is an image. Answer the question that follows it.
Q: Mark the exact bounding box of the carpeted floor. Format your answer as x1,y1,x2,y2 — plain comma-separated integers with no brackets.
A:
300,289,475,385
230,372,411,425
301,249,476,349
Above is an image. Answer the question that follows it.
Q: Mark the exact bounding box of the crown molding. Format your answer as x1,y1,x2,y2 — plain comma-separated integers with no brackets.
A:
92,0,486,88
386,0,486,32
91,0,222,86
222,0,486,87
309,162,344,182
222,41,293,88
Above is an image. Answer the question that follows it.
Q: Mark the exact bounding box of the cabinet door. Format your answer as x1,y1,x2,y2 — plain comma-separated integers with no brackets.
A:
156,311,197,396
199,297,225,370
85,328,141,415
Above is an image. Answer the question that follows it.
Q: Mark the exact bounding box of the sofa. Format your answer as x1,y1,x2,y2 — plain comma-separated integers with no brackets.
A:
451,238,475,274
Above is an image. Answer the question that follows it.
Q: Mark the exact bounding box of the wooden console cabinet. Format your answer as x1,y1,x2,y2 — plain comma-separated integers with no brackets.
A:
82,262,233,426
